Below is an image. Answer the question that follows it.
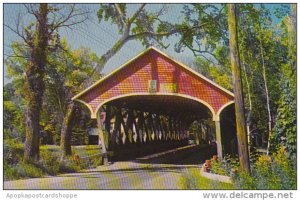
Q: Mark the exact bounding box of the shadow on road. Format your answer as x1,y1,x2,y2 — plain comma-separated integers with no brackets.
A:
56,145,215,180
134,145,216,165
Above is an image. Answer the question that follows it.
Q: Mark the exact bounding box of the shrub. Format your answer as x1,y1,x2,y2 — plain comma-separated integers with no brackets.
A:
233,146,296,189
4,139,23,165
211,155,239,177
59,159,81,173
15,161,44,178
4,162,21,181
4,145,103,180
38,150,61,175
233,171,256,189
211,159,227,175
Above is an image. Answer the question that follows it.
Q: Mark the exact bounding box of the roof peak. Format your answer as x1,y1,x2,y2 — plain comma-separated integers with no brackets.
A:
72,47,234,100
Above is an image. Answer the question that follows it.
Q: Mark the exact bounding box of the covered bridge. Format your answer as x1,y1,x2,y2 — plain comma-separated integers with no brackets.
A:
72,47,236,164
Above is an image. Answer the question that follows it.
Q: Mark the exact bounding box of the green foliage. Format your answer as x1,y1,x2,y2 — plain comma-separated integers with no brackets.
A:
5,38,101,146
4,160,45,180
178,4,228,64
4,139,25,180
210,147,296,189
210,160,227,176
58,159,81,173
4,145,103,181
3,83,25,140
236,4,290,149
233,147,296,189
42,41,101,145
194,57,232,90
272,76,296,159
4,139,24,165
72,145,103,168
16,162,45,178
4,162,21,181
97,4,171,47
271,5,296,160
38,149,61,175
211,155,239,176
70,106,93,145
234,171,256,189
97,4,127,33
180,168,234,189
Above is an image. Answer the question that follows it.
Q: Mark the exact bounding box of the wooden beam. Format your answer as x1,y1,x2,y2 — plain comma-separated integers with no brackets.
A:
137,111,144,143
155,114,161,140
96,111,108,165
126,109,134,143
114,108,122,145
215,120,223,158
104,105,111,148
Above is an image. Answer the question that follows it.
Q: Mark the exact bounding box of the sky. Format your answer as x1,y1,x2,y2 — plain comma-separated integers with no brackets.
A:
3,3,287,85
3,4,195,84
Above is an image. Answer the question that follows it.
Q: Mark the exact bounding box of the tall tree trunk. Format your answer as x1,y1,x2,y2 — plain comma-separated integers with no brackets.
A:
24,4,49,162
241,60,252,148
60,101,75,158
259,37,272,155
59,29,129,156
228,4,250,173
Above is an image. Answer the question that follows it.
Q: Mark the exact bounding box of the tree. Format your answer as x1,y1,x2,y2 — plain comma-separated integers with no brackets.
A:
3,83,25,140
272,4,296,159
47,40,102,157
193,57,232,91
5,3,88,161
175,4,229,66
234,4,286,151
21,4,49,161
228,4,250,172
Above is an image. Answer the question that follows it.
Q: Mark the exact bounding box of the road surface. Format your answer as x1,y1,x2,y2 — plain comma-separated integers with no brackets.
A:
4,145,212,189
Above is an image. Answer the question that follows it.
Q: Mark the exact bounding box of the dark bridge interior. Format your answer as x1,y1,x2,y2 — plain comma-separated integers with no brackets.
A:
87,94,237,164
109,95,211,120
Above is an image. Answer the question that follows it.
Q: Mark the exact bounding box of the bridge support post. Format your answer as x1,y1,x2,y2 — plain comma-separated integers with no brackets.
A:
214,120,223,158
96,111,108,165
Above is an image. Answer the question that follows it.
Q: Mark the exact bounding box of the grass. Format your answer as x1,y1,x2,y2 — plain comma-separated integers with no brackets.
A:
4,144,102,181
180,168,235,189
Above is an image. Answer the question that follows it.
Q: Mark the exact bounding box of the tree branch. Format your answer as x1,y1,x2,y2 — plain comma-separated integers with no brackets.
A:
23,4,39,19
4,24,31,46
4,53,29,59
49,4,89,35
128,3,146,25
184,41,223,66
114,4,126,24
127,22,208,41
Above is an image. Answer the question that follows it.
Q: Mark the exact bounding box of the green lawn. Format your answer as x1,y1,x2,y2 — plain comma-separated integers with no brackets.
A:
180,168,235,189
40,144,101,158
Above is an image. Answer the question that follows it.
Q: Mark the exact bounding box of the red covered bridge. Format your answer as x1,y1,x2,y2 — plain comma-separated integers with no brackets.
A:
72,47,236,164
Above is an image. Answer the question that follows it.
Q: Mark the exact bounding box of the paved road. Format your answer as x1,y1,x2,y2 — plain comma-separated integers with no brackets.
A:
4,145,211,189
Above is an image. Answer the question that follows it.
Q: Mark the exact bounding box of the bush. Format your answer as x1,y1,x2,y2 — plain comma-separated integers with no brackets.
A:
59,159,81,173
4,145,103,181
4,139,24,165
4,162,21,181
233,146,296,189
15,161,44,178
211,155,239,177
38,150,61,175
233,171,256,189
39,147,81,174
211,159,227,175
